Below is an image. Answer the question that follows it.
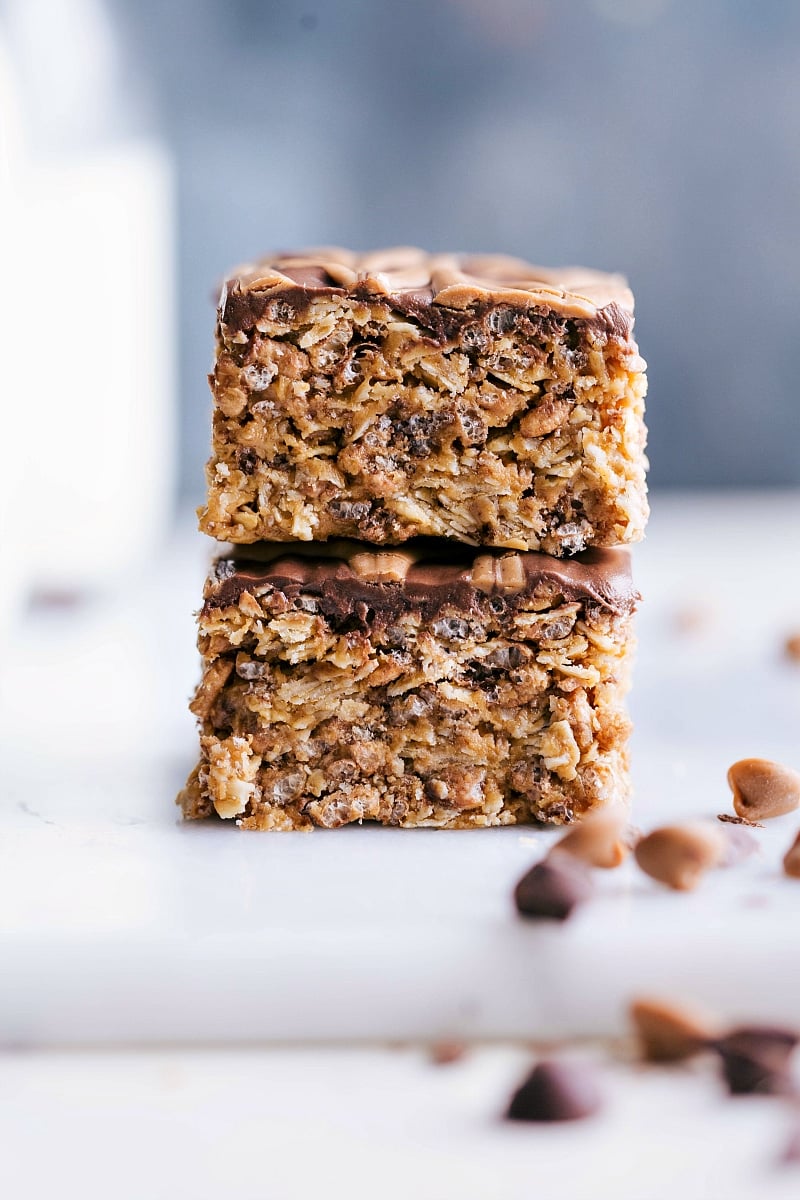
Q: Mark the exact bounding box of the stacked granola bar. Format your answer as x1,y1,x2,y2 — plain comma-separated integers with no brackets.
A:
179,248,646,829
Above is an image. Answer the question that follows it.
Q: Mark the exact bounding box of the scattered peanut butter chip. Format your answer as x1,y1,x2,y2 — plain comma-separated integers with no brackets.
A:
429,1040,468,1066
634,822,726,891
717,812,764,829
630,997,719,1063
551,806,630,869
727,758,800,822
783,830,800,879
713,1026,799,1097
514,855,594,920
784,632,800,663
506,1060,604,1123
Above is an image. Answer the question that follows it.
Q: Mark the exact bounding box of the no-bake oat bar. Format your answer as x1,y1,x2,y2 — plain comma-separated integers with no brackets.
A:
178,541,637,830
199,248,648,555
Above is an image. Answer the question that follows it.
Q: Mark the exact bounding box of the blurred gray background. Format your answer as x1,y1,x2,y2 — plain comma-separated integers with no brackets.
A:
22,0,800,497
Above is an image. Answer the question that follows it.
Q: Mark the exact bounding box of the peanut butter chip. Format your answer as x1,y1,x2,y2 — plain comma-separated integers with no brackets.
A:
551,806,630,869
783,830,800,879
470,555,496,592
634,823,726,891
498,554,526,594
727,758,800,822
349,551,412,582
630,997,718,1063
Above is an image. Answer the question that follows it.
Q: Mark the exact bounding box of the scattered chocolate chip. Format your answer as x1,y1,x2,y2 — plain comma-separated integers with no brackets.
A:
429,1040,468,1066
630,997,718,1063
727,758,800,822
551,806,630,869
514,854,594,920
783,830,800,879
713,1026,798,1097
506,1060,603,1123
634,823,726,891
718,812,764,829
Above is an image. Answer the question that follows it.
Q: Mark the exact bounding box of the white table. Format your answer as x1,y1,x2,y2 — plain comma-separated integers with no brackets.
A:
2,1044,799,1200
2,492,800,1199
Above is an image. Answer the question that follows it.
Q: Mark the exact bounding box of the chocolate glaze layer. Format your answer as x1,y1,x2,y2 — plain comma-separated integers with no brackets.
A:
218,248,636,343
204,542,638,623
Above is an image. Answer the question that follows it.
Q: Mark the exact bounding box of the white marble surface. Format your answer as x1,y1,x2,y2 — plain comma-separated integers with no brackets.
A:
2,1044,799,1200
1,493,799,1044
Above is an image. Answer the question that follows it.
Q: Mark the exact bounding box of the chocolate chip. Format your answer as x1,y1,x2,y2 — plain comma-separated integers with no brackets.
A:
514,854,594,921
713,1026,798,1096
506,1060,603,1123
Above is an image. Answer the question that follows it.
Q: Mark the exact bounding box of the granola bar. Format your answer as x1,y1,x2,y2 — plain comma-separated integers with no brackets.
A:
178,541,637,830
199,248,648,555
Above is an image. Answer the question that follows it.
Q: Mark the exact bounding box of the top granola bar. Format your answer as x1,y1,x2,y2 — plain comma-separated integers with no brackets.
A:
200,247,648,555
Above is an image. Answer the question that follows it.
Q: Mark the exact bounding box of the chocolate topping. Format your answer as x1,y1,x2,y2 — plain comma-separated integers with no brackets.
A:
218,247,635,341
203,541,637,624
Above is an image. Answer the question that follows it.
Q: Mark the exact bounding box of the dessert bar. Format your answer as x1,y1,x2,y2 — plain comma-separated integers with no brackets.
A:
179,541,637,829
199,248,647,555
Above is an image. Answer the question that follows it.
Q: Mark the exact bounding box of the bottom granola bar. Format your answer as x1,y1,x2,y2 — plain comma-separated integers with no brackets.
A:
178,542,637,830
